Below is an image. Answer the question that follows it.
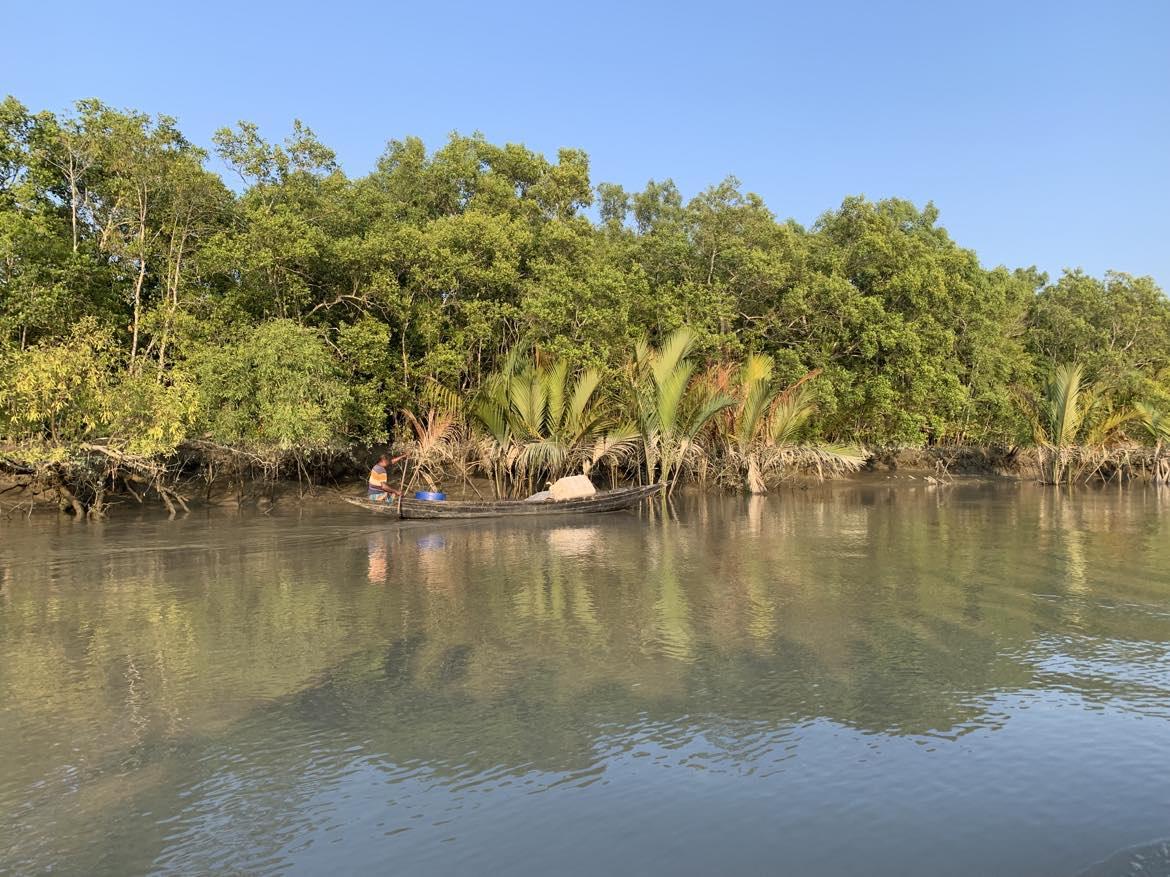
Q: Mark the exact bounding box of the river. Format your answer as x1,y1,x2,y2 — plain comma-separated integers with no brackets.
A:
2,483,1169,876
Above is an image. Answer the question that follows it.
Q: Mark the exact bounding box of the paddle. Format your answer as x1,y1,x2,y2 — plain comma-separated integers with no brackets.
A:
396,452,411,516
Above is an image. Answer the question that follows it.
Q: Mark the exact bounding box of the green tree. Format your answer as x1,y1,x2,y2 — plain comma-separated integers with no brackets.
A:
188,320,353,453
1028,270,1170,406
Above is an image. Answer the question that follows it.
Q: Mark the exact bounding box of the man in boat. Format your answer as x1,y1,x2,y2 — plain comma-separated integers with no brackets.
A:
368,452,409,502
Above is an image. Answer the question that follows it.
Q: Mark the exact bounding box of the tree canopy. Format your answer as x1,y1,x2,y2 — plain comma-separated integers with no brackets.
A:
2,94,1168,462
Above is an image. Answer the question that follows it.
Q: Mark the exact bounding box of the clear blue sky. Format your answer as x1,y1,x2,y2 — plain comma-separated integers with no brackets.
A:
5,0,1168,286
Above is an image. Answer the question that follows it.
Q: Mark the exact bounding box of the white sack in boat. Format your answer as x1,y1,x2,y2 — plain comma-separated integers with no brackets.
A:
548,475,597,501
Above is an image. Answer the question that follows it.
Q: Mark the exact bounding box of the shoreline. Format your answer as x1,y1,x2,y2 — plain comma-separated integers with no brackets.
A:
8,443,1169,521
0,455,1019,522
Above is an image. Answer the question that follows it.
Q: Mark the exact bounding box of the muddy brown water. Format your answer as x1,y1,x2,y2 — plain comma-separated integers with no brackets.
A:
1,483,1169,875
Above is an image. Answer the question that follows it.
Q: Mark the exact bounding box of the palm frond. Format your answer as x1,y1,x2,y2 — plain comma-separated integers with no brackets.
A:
734,355,777,452
1083,406,1137,448
1136,402,1170,443
565,365,600,424
471,397,510,445
1039,362,1087,448
655,361,696,436
651,326,698,388
508,370,546,437
683,390,736,441
421,379,461,414
768,382,817,445
739,353,773,388
544,358,569,435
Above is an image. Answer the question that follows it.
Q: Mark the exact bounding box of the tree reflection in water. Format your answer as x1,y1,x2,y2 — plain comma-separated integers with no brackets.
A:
1,483,1169,875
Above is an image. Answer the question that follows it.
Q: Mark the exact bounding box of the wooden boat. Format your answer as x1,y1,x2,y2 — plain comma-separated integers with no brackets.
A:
343,484,663,520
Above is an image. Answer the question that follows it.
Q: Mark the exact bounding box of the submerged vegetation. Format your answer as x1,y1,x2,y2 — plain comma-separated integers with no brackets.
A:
2,95,1170,513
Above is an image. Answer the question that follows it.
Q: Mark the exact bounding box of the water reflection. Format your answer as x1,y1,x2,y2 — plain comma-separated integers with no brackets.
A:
1,484,1169,875
366,533,387,584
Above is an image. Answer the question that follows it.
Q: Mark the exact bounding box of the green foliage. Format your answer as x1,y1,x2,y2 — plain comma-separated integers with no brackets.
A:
336,317,399,441
729,354,777,455
1,92,1168,483
1025,362,1138,483
0,318,195,456
714,360,863,492
0,318,116,445
1032,363,1093,451
1028,271,1170,407
468,345,637,494
1135,402,1170,445
188,320,351,452
625,326,735,486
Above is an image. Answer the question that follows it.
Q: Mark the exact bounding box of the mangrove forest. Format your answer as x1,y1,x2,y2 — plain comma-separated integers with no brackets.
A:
2,95,1170,513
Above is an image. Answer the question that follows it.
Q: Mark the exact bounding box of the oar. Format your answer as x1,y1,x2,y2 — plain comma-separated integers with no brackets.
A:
395,453,410,516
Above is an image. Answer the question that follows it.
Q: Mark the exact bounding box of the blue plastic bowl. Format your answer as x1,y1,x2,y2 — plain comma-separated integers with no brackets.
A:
414,490,446,501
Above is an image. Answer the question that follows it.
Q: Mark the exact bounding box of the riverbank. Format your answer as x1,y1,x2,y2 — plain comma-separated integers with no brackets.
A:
5,443,1167,520
0,441,371,518
0,445,1011,519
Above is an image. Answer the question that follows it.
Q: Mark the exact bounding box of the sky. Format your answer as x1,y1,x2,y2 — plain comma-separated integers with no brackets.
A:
4,0,1168,286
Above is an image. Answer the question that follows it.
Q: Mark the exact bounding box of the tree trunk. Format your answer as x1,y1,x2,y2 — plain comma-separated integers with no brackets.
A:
130,257,146,367
746,455,767,495
157,221,188,378
68,154,80,253
129,194,149,370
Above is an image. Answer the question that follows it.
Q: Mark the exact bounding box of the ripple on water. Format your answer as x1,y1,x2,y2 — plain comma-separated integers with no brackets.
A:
1016,634,1170,719
1077,838,1170,877
3,488,1170,876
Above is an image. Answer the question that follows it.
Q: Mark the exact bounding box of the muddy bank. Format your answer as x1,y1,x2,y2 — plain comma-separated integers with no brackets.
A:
0,472,336,518
12,442,1170,521
863,446,1021,477
0,442,378,519
1,446,1024,520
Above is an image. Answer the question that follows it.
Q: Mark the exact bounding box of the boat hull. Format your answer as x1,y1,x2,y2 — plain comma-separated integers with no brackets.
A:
343,484,663,519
